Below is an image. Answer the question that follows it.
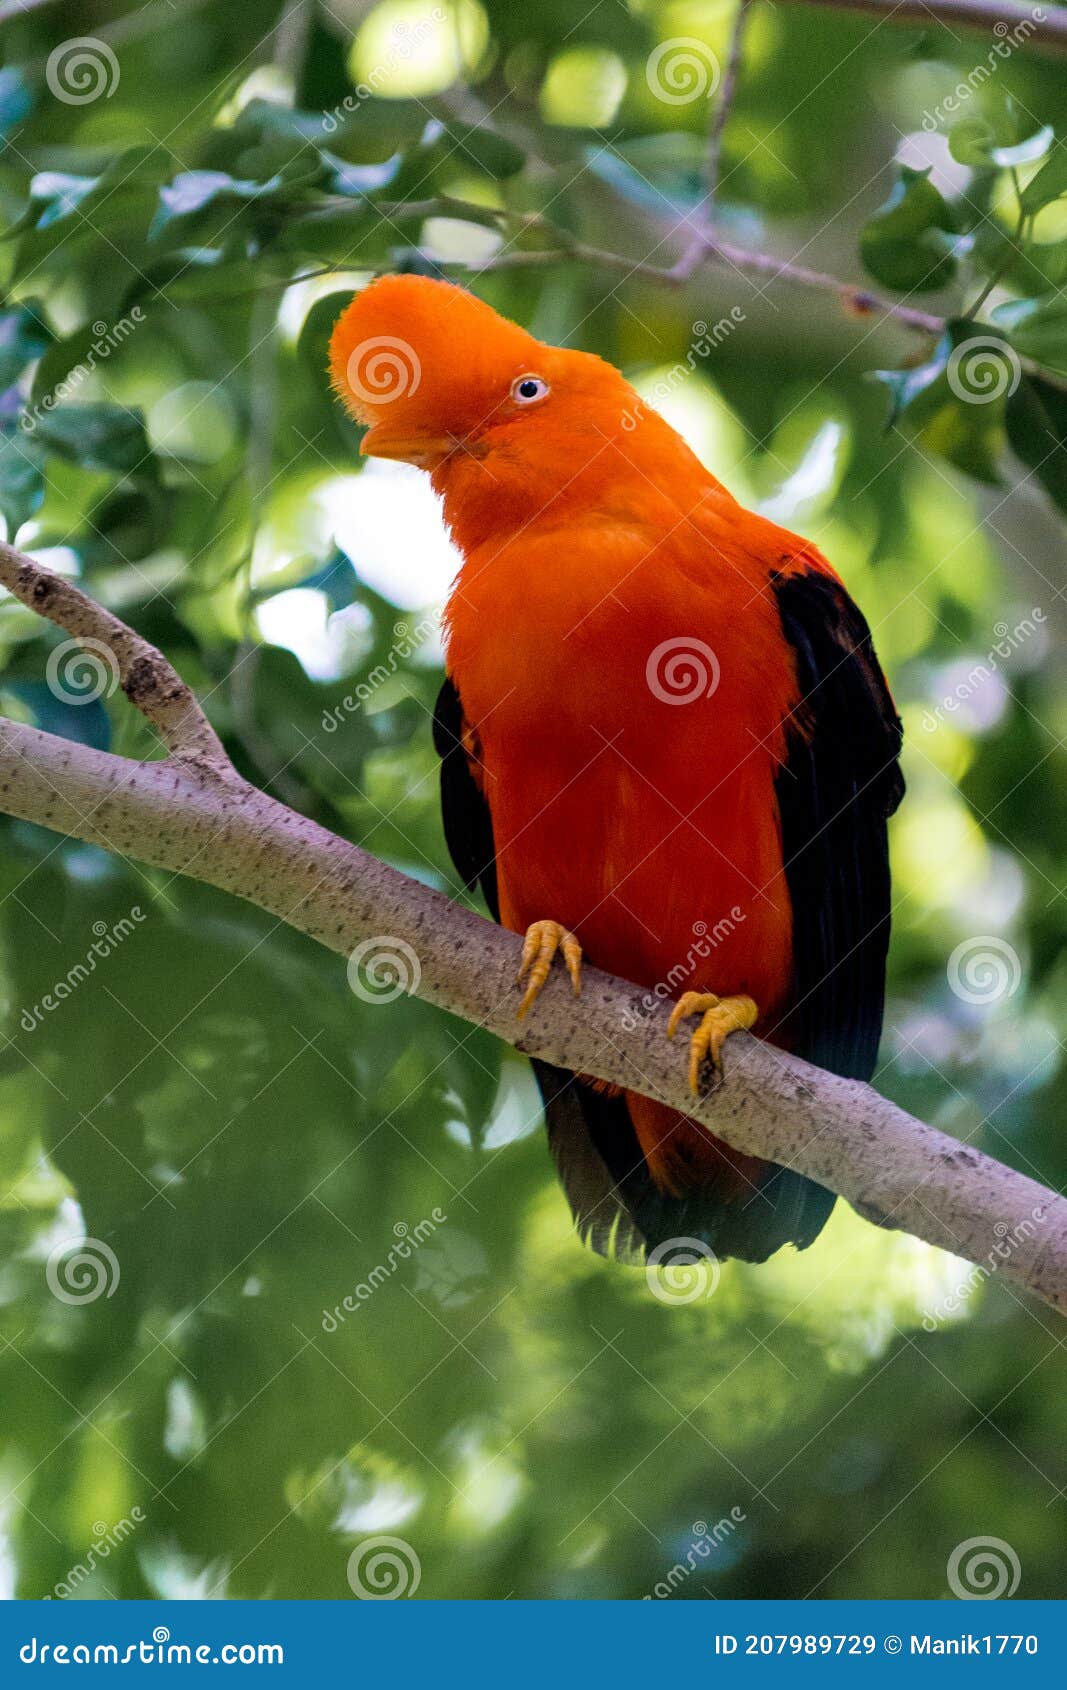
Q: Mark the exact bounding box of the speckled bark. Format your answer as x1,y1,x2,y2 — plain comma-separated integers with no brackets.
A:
1,550,1065,1314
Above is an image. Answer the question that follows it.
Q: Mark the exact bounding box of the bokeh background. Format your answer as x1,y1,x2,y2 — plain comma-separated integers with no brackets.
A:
1,0,1066,1601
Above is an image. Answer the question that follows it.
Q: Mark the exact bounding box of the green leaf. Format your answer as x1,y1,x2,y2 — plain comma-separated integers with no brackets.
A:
948,119,997,169
872,321,1011,482
149,170,285,239
323,149,405,197
993,294,1067,376
584,141,705,215
23,171,99,230
992,126,1054,169
32,403,152,475
0,66,32,139
860,167,958,293
1019,148,1067,215
441,123,525,180
871,334,951,427
10,149,162,278
0,424,45,532
1006,372,1067,518
0,303,52,390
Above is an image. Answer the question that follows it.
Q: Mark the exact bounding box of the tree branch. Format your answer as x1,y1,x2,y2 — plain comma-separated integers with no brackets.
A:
2,547,1065,1314
341,194,947,339
346,195,1067,393
0,543,229,765
776,0,1067,54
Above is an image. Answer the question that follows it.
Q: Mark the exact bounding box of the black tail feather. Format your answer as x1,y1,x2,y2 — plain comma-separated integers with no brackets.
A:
534,1060,835,1266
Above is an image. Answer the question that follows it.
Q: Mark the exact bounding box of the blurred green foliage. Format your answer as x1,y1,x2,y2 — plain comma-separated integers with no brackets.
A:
1,0,1066,1601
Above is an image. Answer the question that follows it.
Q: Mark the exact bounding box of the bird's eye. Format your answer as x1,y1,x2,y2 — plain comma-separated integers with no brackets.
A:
511,374,550,406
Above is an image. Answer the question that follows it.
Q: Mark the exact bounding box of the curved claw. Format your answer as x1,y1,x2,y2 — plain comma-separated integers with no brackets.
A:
667,991,758,1094
516,920,582,1020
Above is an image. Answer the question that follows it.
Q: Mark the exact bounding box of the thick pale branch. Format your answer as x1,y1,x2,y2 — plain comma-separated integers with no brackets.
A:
1,555,1066,1314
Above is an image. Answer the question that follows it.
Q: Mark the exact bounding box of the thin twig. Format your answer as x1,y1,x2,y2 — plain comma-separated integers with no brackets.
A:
776,0,1067,54
670,0,757,284
0,543,230,766
704,0,756,210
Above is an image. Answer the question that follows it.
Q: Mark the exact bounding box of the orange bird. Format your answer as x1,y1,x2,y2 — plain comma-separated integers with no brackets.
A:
330,275,903,1264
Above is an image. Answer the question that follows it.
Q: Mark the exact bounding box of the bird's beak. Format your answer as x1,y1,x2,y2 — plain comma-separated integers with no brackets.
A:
360,425,457,471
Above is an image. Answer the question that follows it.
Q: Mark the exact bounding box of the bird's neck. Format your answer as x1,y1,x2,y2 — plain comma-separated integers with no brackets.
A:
433,406,733,556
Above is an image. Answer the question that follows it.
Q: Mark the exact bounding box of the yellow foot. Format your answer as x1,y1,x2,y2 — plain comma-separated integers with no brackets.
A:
516,920,582,1020
667,991,758,1094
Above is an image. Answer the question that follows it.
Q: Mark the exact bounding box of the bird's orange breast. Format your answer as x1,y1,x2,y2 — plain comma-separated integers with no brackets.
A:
444,505,802,1031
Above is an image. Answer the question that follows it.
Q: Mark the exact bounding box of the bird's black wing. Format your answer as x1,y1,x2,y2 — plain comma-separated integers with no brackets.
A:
432,675,499,921
772,566,905,1081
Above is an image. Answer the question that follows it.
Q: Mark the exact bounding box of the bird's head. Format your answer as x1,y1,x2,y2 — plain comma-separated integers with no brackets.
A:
328,274,668,533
